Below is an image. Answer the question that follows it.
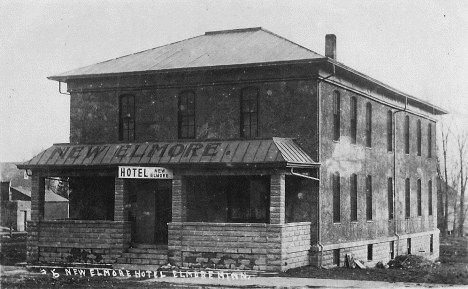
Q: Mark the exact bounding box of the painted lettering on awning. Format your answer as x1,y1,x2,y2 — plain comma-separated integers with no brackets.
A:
44,142,222,164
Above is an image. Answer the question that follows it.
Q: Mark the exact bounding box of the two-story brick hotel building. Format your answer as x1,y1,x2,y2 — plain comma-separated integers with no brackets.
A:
19,28,447,271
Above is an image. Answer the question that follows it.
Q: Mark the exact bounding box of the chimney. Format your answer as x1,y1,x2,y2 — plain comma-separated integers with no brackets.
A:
325,34,337,60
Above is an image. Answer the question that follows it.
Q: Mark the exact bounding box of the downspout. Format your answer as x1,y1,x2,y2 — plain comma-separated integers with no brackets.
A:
59,81,70,95
393,96,408,257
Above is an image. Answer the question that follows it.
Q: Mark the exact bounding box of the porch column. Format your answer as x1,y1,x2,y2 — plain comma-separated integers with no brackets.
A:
171,175,186,222
168,175,186,266
114,178,128,221
270,172,285,224
28,174,45,262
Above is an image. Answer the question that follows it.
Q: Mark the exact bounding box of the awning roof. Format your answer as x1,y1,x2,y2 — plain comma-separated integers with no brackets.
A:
18,138,318,169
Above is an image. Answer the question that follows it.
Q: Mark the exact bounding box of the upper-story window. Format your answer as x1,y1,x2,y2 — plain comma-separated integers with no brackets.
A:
404,115,410,154
333,91,341,141
240,87,259,138
428,123,432,158
178,91,196,139
119,94,135,141
417,119,422,156
366,102,372,147
387,110,393,152
350,97,357,144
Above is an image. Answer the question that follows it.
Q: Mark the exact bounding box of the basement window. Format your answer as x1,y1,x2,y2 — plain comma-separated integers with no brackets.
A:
333,249,340,266
407,238,412,254
390,241,395,260
430,235,433,253
367,244,373,261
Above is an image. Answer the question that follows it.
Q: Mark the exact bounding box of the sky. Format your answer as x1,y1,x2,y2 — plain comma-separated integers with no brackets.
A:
1,0,468,162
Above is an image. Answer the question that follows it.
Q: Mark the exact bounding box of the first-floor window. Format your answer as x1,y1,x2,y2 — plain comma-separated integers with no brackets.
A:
186,176,269,223
333,172,341,223
405,178,411,218
350,174,357,222
366,175,372,220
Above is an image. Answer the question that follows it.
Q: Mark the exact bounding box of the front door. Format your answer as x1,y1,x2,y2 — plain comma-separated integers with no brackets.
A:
128,180,172,244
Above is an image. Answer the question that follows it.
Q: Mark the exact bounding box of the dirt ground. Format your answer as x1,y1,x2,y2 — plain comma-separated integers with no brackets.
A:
1,236,467,287
280,236,468,285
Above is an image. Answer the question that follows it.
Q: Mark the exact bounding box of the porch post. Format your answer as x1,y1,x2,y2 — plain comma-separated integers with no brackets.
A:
270,172,285,224
168,175,186,266
114,178,128,221
27,173,45,262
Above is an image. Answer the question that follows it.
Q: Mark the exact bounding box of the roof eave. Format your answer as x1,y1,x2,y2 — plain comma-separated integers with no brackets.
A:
47,58,328,83
327,59,448,115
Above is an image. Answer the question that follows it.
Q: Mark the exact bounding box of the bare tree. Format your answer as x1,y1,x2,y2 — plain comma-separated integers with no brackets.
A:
440,125,450,236
456,130,468,237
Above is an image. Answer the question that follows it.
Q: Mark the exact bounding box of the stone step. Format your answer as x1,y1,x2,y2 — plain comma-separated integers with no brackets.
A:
122,252,168,260
127,248,168,254
112,263,163,271
131,243,168,250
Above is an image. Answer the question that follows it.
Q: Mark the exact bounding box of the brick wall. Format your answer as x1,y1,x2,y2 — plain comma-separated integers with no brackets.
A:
168,222,311,272
34,220,130,264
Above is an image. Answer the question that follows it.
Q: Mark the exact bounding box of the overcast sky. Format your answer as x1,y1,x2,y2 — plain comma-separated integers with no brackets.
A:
1,0,467,162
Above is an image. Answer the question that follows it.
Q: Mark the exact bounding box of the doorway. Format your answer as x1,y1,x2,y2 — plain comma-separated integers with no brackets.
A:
128,180,172,244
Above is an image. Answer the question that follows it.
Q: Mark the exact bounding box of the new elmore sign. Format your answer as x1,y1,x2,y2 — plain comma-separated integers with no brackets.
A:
119,166,173,179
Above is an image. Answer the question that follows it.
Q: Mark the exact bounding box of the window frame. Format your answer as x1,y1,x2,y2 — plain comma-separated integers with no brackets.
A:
417,179,422,216
333,91,341,142
366,175,372,221
240,87,259,138
387,110,393,152
333,172,341,223
178,90,196,139
388,177,394,220
350,174,357,222
366,102,372,147
350,97,357,144
428,123,433,158
428,180,433,216
119,94,136,141
404,115,410,154
405,178,411,218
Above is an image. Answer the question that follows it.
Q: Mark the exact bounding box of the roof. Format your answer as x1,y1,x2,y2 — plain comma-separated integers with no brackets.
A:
10,186,68,202
49,27,324,80
18,138,318,169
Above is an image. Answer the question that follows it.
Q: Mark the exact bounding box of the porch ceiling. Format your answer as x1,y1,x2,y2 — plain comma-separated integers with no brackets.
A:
18,138,318,169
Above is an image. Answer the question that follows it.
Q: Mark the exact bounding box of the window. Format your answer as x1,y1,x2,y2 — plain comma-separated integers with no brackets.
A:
388,178,394,220
387,110,393,152
333,249,340,266
417,179,422,216
285,176,316,223
404,115,410,154
333,172,341,223
350,97,357,144
417,120,422,156
366,175,372,220
178,91,196,139
366,103,372,147
240,87,259,138
390,241,395,260
350,174,357,222
119,94,135,141
333,91,341,141
367,244,373,261
186,176,269,223
407,238,412,254
428,123,432,158
428,180,433,216
405,178,411,218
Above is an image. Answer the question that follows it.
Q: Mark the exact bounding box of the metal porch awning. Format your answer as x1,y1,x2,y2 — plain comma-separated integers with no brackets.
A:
18,138,318,169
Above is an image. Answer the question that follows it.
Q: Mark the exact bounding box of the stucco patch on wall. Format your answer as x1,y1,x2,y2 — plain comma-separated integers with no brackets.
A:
324,136,365,175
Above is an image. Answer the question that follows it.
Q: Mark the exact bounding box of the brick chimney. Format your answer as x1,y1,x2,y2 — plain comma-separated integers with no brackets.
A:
325,34,337,60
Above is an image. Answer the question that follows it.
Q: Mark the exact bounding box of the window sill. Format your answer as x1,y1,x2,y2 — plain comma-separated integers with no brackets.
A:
333,222,341,225
366,220,373,223
332,140,340,144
